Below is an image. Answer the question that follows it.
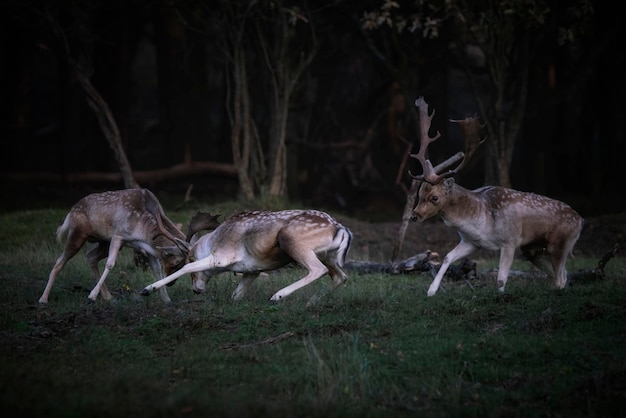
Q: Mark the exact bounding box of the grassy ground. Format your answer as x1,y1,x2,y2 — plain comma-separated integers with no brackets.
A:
0,202,625,417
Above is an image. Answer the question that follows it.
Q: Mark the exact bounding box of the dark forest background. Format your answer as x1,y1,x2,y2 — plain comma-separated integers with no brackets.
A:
1,0,624,217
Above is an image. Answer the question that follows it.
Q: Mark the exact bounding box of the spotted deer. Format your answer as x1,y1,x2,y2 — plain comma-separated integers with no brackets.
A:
409,97,584,296
38,189,197,304
140,210,352,306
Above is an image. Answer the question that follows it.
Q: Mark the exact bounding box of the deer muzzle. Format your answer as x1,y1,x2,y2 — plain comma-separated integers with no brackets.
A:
191,274,206,294
410,213,423,223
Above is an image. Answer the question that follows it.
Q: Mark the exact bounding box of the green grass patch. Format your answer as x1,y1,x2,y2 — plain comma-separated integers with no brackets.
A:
0,205,624,418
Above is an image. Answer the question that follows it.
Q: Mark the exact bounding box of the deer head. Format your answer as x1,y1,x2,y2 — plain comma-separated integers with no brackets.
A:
409,97,485,222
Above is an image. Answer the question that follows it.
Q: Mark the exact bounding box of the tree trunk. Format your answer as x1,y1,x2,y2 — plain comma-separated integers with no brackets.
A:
230,46,256,200
71,60,139,189
268,92,289,198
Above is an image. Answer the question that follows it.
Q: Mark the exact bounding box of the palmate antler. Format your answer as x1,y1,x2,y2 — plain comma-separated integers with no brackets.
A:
186,212,222,242
449,115,486,173
409,97,485,183
409,97,442,183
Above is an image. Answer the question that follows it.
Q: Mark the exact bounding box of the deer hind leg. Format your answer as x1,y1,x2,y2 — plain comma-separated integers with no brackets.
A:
87,236,124,302
39,232,86,304
523,246,557,288
322,254,349,290
304,261,349,308
270,251,329,302
548,240,575,289
522,244,556,283
232,273,260,301
525,237,574,290
301,254,350,307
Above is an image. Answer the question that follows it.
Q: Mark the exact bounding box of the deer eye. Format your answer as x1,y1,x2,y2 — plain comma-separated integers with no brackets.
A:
430,195,439,204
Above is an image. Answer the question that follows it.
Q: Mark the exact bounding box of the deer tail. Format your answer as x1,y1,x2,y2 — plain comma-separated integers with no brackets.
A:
334,227,353,267
56,213,71,243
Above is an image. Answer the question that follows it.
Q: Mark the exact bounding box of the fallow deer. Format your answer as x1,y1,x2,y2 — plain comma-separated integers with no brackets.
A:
39,189,194,304
409,97,584,296
140,209,353,306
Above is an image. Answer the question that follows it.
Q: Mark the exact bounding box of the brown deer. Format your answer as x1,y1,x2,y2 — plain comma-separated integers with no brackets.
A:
140,209,352,306
409,97,584,296
38,189,196,304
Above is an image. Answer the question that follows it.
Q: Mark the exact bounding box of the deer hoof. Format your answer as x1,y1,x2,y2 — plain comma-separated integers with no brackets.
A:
270,293,283,302
139,288,151,297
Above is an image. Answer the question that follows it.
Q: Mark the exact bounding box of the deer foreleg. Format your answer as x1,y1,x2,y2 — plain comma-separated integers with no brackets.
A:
143,254,171,303
232,273,260,300
496,245,517,292
86,243,112,300
87,236,123,301
141,256,216,295
427,241,477,297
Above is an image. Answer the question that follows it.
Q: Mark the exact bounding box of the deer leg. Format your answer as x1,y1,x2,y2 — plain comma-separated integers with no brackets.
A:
141,256,216,295
270,253,329,302
143,254,172,303
522,244,556,282
305,263,349,308
39,248,81,304
39,233,86,304
232,273,260,301
549,248,570,289
427,241,477,297
496,245,517,292
529,254,556,279
87,236,124,301
86,242,113,300
327,264,349,288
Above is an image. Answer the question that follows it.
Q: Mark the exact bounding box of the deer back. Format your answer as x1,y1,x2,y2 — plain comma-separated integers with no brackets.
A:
68,189,185,247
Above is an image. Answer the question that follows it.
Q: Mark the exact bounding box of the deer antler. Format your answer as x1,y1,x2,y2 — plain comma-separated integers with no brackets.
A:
409,97,441,183
186,212,221,242
410,97,485,183
448,115,486,174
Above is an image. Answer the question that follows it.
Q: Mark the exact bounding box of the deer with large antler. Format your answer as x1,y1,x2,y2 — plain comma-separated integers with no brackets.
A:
410,97,584,296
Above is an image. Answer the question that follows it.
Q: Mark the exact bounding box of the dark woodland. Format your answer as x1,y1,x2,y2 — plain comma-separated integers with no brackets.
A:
1,0,624,217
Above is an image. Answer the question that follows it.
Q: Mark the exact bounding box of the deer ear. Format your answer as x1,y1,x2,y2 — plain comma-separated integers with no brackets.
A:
443,177,455,193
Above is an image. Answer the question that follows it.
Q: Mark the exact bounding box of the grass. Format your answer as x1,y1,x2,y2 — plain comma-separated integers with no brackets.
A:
0,202,625,418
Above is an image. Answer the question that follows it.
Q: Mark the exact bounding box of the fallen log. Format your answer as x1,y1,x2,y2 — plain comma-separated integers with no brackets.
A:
568,243,620,284
345,251,441,274
345,243,620,288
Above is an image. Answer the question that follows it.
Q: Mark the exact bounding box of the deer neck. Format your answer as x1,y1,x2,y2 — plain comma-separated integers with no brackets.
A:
439,183,486,228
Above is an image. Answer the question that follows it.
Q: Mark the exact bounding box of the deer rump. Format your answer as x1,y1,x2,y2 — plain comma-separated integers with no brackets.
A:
141,210,353,305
